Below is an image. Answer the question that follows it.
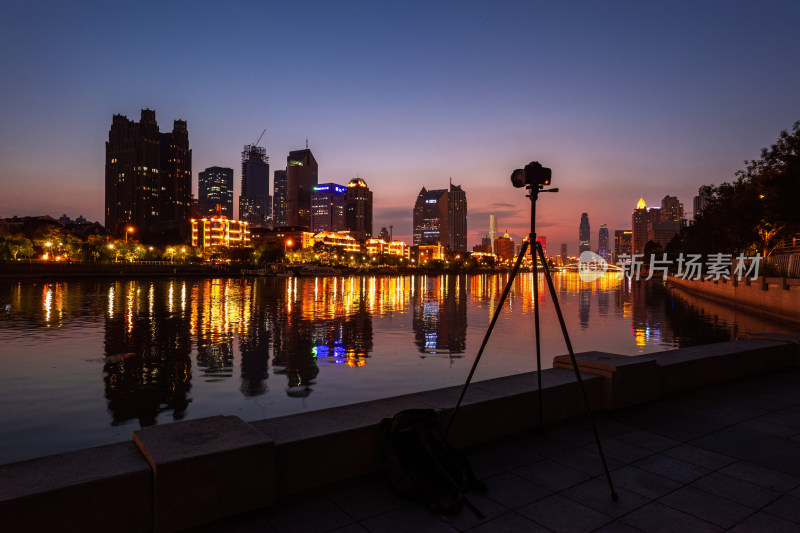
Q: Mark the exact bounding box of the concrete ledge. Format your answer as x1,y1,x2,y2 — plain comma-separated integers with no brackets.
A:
133,415,275,533
0,442,152,533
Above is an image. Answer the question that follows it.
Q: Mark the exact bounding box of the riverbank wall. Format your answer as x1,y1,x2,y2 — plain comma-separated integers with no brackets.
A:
668,275,800,323
1,338,798,532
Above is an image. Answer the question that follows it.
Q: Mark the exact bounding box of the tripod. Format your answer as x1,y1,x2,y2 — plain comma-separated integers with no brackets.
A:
445,182,618,501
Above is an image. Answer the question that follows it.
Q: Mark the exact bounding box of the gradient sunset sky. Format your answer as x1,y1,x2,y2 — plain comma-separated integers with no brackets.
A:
1,1,799,252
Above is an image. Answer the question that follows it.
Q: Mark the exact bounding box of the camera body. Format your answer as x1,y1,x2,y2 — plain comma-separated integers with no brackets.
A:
511,161,552,188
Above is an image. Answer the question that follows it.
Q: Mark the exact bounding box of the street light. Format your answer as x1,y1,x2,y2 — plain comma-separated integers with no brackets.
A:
125,226,135,244
285,239,293,261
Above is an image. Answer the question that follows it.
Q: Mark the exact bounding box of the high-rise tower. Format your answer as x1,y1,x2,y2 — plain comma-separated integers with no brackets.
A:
238,144,271,227
489,214,498,254
579,213,591,254
345,178,373,240
273,169,287,226
198,166,234,217
105,108,192,242
286,149,318,227
632,196,648,255
412,182,467,254
598,224,610,261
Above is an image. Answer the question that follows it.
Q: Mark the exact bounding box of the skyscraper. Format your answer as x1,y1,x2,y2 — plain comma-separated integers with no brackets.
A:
105,108,192,241
198,166,233,217
489,215,498,254
693,185,713,220
598,224,610,261
412,182,467,254
311,183,346,232
273,169,287,226
286,149,318,227
632,196,648,255
614,230,632,261
238,144,271,227
560,242,568,264
579,213,591,254
345,178,373,240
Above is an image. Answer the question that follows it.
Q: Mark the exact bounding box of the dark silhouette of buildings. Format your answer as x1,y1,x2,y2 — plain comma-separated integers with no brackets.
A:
614,230,632,261
105,109,192,241
412,182,467,254
238,144,271,227
598,224,610,261
286,149,318,227
693,185,713,220
345,178,373,240
632,196,649,255
198,166,234,218
273,169,287,227
579,213,591,254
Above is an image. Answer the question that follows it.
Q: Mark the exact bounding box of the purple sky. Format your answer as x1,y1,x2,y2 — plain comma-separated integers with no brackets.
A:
1,1,798,253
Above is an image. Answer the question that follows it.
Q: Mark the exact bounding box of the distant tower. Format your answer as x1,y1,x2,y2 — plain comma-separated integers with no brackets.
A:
614,230,632,261
693,185,713,220
579,213,591,254
489,214,498,254
273,169,287,226
238,143,271,227
560,242,568,264
345,178,373,240
198,166,234,218
412,182,467,253
632,196,648,255
598,224,610,261
286,149,318,227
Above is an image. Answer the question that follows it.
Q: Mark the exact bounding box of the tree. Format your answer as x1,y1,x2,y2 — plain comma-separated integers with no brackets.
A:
7,234,34,260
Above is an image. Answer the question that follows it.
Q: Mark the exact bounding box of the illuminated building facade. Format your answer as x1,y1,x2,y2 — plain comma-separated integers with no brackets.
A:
273,169,287,226
495,233,515,262
191,217,251,248
345,178,373,240
366,239,411,258
418,244,445,261
311,183,346,232
412,182,467,254
598,224,610,261
286,149,318,227
579,213,591,254
105,108,192,241
312,231,361,253
198,166,233,218
238,145,271,227
614,230,632,261
632,196,649,255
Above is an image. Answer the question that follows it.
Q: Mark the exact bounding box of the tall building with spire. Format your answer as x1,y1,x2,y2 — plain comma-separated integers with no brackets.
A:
579,213,591,254
489,214,498,254
105,108,191,242
632,196,648,255
286,149,318,227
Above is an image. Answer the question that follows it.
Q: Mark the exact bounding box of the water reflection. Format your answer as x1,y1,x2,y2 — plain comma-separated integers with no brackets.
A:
3,272,786,438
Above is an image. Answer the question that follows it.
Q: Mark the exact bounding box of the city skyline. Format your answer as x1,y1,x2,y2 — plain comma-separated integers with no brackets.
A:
1,2,799,252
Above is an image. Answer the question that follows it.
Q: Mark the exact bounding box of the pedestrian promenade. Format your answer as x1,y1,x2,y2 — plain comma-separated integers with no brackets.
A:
192,368,800,532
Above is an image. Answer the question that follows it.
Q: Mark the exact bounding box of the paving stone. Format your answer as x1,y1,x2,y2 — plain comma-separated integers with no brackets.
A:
562,478,649,518
621,501,723,533
483,472,552,509
729,511,800,533
463,512,551,533
549,446,625,477
660,444,736,470
633,454,710,483
719,461,800,493
519,494,612,532
513,458,590,492
594,438,654,463
330,525,370,533
327,475,407,521
764,494,800,525
361,505,459,533
610,465,681,500
615,430,681,452
266,496,354,533
690,471,782,508
691,426,800,476
443,491,509,531
738,418,800,438
658,486,755,529
182,509,277,533
592,521,646,533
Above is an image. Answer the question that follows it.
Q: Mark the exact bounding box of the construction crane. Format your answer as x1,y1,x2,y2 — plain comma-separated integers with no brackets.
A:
254,128,266,147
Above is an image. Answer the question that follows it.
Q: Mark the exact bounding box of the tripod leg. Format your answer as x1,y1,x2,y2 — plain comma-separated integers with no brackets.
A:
531,237,543,431
445,241,529,437
536,242,619,501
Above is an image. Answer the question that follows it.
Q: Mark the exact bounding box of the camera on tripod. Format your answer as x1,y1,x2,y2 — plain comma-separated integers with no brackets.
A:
511,161,552,188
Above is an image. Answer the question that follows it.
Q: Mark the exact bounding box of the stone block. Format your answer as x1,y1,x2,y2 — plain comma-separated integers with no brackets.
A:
133,415,274,533
553,351,659,409
0,442,152,533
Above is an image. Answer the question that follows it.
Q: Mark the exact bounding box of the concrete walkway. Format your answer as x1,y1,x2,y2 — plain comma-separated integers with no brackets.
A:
190,369,800,532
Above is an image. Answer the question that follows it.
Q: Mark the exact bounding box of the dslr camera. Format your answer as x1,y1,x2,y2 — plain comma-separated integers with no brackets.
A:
511,161,552,188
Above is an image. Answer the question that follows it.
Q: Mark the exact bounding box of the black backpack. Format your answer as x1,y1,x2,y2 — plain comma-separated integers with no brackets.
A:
380,408,487,519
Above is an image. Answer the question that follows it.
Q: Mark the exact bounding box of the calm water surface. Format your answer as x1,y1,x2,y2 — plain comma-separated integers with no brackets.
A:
0,272,788,464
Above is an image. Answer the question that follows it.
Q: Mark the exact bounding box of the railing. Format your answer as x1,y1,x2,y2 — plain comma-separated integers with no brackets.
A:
764,253,800,278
